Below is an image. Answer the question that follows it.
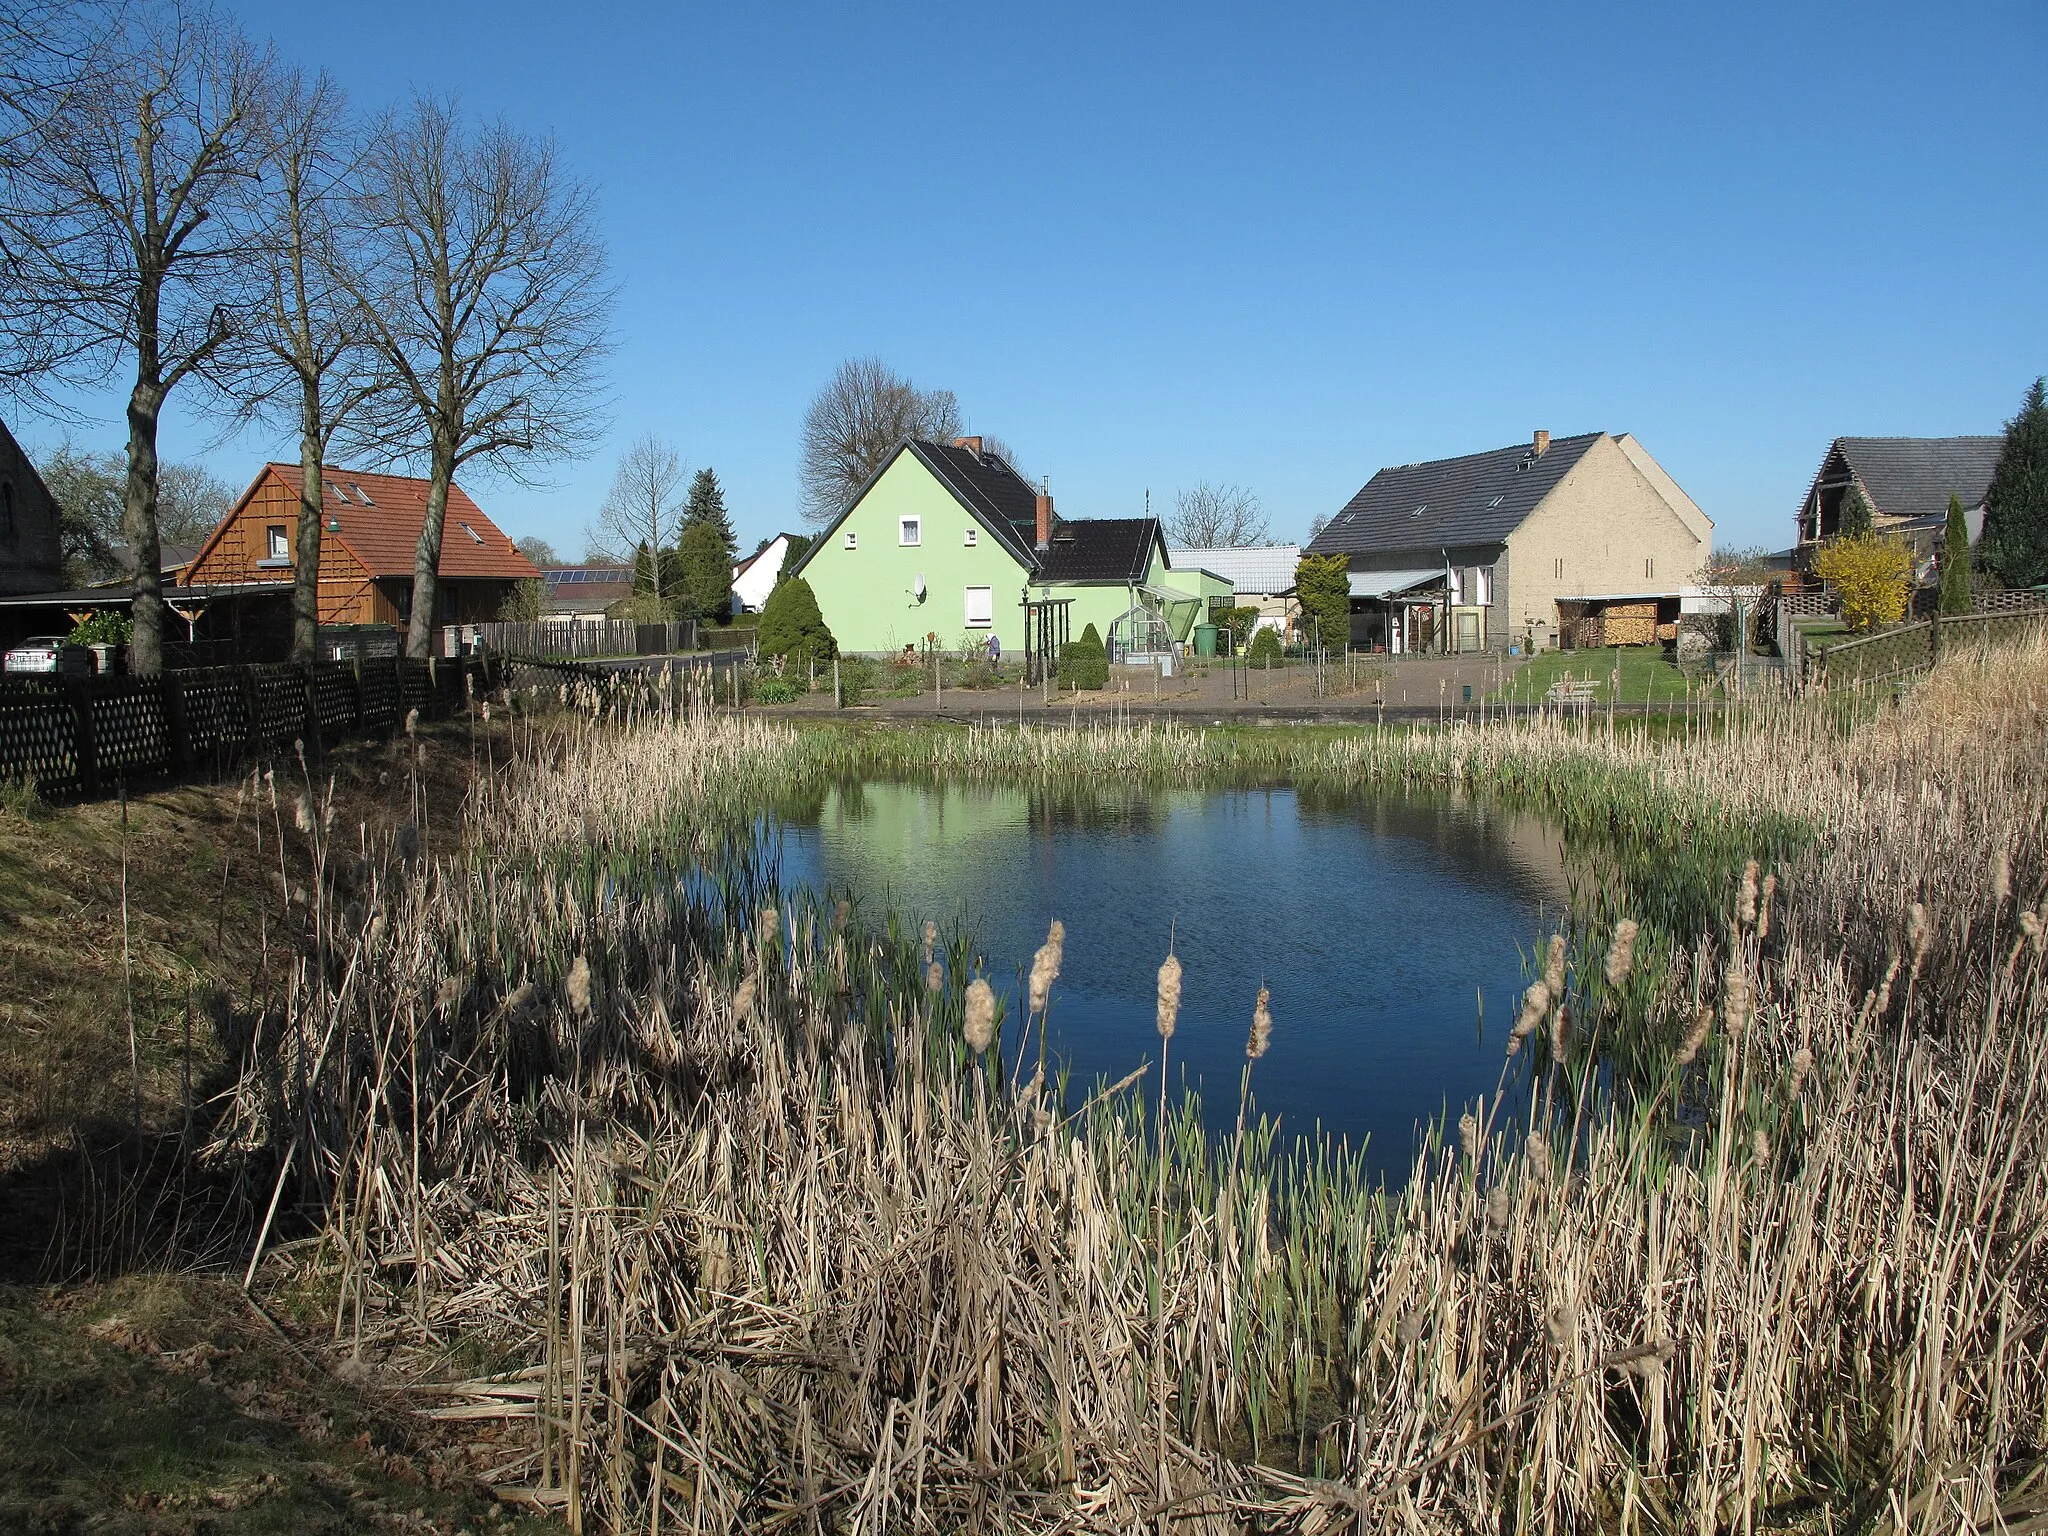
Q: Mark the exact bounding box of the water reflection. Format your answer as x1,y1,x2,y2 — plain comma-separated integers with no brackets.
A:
773,780,1571,1176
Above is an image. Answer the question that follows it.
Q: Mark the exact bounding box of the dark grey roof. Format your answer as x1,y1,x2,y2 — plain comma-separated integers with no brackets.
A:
1034,517,1165,584
1832,437,2002,524
907,440,1041,565
1308,432,1605,556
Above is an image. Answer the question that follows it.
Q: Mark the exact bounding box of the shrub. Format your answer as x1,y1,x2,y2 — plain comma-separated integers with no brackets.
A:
497,578,547,622
68,611,131,647
750,674,804,705
1247,627,1284,665
1060,622,1108,690
1813,533,1914,632
1939,494,1973,616
1217,606,1260,648
609,591,683,625
757,577,836,664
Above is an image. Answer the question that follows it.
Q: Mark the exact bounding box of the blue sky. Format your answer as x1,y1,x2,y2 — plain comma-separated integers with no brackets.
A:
27,0,2048,558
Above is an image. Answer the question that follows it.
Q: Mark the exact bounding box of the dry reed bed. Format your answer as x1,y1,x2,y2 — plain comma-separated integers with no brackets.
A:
229,644,2048,1532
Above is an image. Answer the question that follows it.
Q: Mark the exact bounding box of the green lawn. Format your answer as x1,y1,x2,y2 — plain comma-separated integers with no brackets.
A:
1494,646,1699,705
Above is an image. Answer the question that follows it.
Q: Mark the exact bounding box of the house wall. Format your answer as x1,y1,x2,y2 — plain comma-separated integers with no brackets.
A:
0,422,63,595
732,536,788,613
799,452,1032,653
1503,435,1709,648
1341,543,1507,652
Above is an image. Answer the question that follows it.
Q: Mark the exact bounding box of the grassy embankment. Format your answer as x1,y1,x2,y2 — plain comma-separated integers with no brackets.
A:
146,640,2047,1533
0,725,566,1535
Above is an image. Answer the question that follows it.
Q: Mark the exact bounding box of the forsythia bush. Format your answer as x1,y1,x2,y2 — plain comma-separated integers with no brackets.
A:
1814,532,1914,632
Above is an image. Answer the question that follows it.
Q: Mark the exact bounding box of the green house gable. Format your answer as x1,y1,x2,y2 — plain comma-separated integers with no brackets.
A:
792,445,1038,655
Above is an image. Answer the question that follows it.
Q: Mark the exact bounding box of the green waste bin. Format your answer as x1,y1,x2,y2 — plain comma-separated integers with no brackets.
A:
1193,624,1219,657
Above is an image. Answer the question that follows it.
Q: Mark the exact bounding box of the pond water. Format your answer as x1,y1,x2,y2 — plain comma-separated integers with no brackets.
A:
774,781,1575,1175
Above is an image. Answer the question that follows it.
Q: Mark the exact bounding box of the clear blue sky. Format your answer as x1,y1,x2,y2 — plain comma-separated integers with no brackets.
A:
29,0,2048,559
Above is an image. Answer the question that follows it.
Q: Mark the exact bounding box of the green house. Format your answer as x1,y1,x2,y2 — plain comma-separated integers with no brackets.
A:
788,437,1231,659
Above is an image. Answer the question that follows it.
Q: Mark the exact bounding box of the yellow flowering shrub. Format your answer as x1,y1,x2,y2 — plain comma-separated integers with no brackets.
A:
1813,533,1914,632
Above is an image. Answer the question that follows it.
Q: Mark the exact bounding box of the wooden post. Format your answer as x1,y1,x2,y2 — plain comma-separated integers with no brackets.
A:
301,661,324,760
65,675,99,797
161,671,192,776
240,666,263,758
833,656,842,710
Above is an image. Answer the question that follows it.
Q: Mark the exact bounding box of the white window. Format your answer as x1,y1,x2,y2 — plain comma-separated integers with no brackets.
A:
963,527,977,547
1447,567,1462,605
1470,565,1493,606
844,530,858,550
964,586,993,628
899,516,921,547
266,525,288,559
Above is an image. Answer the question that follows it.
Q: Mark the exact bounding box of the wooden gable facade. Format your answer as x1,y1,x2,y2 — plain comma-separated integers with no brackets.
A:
182,465,538,627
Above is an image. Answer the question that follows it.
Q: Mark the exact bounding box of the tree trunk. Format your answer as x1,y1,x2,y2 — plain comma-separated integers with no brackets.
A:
124,377,166,677
406,443,453,659
292,384,326,663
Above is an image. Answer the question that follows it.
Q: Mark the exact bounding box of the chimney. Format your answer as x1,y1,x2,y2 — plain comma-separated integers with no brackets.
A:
1035,491,1052,550
1532,430,1550,457
952,436,983,458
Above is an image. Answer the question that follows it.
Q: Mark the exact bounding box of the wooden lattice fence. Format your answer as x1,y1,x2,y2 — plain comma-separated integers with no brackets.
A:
0,656,501,800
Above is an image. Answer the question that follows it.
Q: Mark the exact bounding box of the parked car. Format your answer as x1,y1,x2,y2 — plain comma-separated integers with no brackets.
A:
2,635,97,676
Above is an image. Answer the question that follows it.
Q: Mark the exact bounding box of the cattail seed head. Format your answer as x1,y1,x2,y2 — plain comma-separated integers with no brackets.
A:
1550,1002,1569,1060
404,708,418,737
1457,1113,1478,1160
1603,919,1639,988
1789,1046,1814,1096
1751,1127,1771,1163
1991,851,2011,907
733,974,756,1020
963,979,996,1053
1396,1308,1425,1347
1738,859,1759,927
1509,981,1549,1054
1723,959,1752,1035
2022,910,2044,953
1485,1183,1509,1226
1247,986,1273,1061
1524,1133,1549,1183
1542,933,1566,997
757,906,779,958
394,821,420,861
293,794,314,835
1758,874,1778,940
926,960,943,992
1676,1005,1713,1066
1156,953,1182,1040
922,920,938,965
1547,1301,1578,1352
1028,919,1065,1012
566,954,592,1014
480,701,491,722
1906,902,1930,961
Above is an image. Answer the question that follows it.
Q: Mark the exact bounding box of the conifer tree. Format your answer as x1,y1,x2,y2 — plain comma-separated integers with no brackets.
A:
678,519,733,622
1938,494,1973,615
1837,482,1875,538
685,467,738,562
1980,377,2048,589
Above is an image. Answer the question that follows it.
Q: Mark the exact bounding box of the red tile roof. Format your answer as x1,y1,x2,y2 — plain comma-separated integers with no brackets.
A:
264,464,539,581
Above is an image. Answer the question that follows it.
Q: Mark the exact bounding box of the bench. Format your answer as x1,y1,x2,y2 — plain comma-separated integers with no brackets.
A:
1545,678,1601,705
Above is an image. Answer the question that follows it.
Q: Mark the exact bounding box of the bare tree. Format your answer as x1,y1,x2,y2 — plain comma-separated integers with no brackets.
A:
585,433,687,603
512,534,557,567
1168,481,1267,548
348,96,613,658
0,0,273,673
797,356,960,524
230,67,388,660
0,0,128,406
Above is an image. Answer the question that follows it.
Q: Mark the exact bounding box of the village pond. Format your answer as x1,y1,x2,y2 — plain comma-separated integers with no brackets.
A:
773,779,1578,1175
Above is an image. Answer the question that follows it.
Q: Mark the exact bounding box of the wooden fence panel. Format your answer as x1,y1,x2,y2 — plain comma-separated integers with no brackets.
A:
0,657,500,799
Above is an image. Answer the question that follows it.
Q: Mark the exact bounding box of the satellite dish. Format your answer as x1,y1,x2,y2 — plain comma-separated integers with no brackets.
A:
913,573,927,601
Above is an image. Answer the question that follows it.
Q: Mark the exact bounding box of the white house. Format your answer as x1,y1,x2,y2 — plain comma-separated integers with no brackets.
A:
732,534,795,614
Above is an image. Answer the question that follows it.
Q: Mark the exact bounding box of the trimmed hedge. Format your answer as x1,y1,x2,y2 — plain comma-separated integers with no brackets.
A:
1060,622,1108,690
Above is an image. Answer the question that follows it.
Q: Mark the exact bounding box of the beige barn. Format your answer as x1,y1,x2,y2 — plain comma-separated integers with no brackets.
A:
1305,430,1711,653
